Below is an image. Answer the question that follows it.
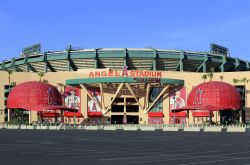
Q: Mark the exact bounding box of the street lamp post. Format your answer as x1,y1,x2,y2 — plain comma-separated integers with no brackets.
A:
173,95,176,127
58,83,65,126
73,95,76,128
74,109,76,128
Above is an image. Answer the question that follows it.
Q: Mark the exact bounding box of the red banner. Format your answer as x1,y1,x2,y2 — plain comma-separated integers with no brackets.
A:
64,86,81,112
87,88,102,113
169,87,186,110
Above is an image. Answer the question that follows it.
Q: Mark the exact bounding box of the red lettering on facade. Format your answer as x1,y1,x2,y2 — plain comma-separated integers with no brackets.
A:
130,70,135,77
115,70,120,77
101,71,107,77
89,72,94,78
88,67,162,78
108,71,113,77
95,71,100,77
144,71,149,77
157,72,162,78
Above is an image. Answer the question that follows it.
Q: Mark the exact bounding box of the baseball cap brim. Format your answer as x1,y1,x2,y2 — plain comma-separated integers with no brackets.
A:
18,104,77,112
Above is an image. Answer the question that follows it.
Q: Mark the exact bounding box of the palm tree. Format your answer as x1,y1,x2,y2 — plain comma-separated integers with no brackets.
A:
220,75,224,82
10,82,16,87
37,72,45,82
201,74,207,83
206,67,214,82
207,72,213,82
241,77,249,85
6,69,13,89
42,79,48,83
240,77,249,109
233,78,239,85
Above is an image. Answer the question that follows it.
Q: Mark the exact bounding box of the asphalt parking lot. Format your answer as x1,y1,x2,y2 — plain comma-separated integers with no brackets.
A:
0,130,250,165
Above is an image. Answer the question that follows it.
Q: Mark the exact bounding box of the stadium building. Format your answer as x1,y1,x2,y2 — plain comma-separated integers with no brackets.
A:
0,44,250,125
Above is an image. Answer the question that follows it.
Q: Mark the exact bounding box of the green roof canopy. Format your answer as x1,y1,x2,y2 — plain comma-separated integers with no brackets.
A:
66,77,184,85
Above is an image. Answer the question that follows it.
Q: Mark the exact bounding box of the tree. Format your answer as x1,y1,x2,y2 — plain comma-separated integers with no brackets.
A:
233,78,239,85
37,72,45,82
42,79,48,83
10,82,16,87
6,69,13,89
220,75,224,82
206,67,214,82
240,77,249,108
241,77,249,85
201,74,207,83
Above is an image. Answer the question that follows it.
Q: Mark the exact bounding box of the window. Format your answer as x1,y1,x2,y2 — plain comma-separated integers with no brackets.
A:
236,85,245,106
111,105,124,112
126,105,139,112
113,98,124,103
148,117,163,124
169,117,186,124
126,98,137,103
149,88,163,112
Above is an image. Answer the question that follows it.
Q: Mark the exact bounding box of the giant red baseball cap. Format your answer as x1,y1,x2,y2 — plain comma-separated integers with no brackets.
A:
173,81,242,112
7,81,75,112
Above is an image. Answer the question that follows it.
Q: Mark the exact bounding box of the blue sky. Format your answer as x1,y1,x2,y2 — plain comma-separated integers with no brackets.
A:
1,0,250,61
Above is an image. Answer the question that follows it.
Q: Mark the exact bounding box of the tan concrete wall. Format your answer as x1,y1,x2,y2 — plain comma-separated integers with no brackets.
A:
0,69,249,124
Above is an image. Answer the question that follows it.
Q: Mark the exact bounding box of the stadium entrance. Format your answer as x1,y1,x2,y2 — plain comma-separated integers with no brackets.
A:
111,115,123,124
110,97,139,124
127,115,139,124
220,110,243,124
66,73,184,124
111,115,139,124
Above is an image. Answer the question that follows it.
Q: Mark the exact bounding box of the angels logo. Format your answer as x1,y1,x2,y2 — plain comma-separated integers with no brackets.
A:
121,66,128,76
48,88,60,105
87,88,101,112
193,88,202,105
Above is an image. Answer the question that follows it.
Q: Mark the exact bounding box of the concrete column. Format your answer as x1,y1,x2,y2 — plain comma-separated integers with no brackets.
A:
240,110,242,123
8,109,10,123
29,111,31,124
216,111,218,123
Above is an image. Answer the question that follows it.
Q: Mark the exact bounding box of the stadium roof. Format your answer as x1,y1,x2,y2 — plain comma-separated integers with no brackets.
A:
1,48,249,73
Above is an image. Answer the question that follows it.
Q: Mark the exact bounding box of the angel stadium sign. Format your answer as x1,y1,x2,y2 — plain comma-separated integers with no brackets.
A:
88,66,162,78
